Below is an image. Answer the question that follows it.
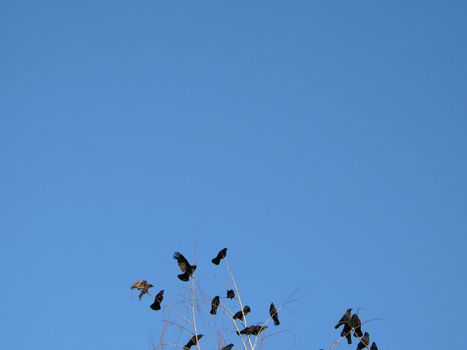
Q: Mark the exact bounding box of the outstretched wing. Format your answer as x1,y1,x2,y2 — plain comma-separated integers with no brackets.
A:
155,290,164,303
131,280,146,290
173,252,190,272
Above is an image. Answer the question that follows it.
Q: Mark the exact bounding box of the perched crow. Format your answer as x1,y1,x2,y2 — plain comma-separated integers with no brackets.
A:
335,308,352,329
357,332,370,350
236,325,268,336
173,252,197,281
350,313,363,338
370,342,378,350
150,290,164,311
212,248,227,265
221,344,234,350
131,280,154,300
233,306,251,320
183,334,203,350
270,303,280,326
210,296,220,315
226,290,235,299
341,323,352,344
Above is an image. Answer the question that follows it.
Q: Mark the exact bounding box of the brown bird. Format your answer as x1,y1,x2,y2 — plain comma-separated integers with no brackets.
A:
212,248,227,265
270,303,280,326
233,305,251,320
341,323,352,344
173,252,197,281
335,308,352,329
357,332,370,350
183,334,203,350
210,296,220,315
370,342,378,350
150,290,164,311
226,290,235,299
131,280,154,300
221,344,234,350
350,313,363,338
236,325,268,336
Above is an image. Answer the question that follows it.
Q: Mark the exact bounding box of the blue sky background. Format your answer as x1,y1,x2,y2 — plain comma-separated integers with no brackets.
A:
1,1,466,349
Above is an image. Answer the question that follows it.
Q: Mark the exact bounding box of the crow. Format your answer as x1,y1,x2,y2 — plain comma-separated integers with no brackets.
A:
236,325,268,336
370,342,378,350
212,248,227,265
341,323,352,344
183,334,203,350
131,280,154,300
233,306,251,320
357,332,370,350
270,303,280,326
350,313,363,338
221,344,234,350
226,290,235,299
173,252,197,281
335,308,352,329
150,290,164,311
210,296,220,315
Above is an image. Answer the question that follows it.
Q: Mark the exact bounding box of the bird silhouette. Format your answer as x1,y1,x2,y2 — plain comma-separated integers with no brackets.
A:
226,290,235,299
233,305,251,320
131,280,154,300
357,332,370,350
350,313,363,338
150,290,164,311
341,323,352,344
270,303,280,326
236,325,267,336
221,344,234,350
212,248,227,265
210,296,220,315
183,334,203,350
335,308,352,329
173,252,197,281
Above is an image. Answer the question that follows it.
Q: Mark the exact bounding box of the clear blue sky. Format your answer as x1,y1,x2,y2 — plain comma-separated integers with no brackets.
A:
1,1,466,349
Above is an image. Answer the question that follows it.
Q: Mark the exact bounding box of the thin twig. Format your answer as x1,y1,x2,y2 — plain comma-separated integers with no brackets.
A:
191,276,201,350
224,258,255,350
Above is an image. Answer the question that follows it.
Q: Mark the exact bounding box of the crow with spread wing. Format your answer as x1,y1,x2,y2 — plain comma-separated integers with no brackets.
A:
173,252,197,281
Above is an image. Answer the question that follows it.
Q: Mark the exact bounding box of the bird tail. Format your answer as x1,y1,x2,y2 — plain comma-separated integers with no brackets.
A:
210,308,217,315
236,331,241,336
138,292,144,300
212,257,220,265
151,302,161,311
274,319,280,326
178,272,190,281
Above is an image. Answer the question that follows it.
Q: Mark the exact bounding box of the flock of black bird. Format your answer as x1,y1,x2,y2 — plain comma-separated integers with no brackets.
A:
334,308,379,350
131,248,280,350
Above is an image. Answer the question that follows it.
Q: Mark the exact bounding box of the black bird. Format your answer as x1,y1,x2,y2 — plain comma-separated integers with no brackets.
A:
131,280,154,300
221,344,234,350
212,248,228,265
236,325,268,336
270,303,280,326
335,308,352,329
226,290,235,299
370,342,378,350
233,305,251,320
173,252,197,281
357,332,370,350
350,313,363,338
341,323,352,344
150,290,164,311
210,296,220,315
183,334,204,350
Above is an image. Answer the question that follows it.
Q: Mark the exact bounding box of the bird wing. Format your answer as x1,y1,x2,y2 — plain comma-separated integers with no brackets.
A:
270,303,277,316
156,290,164,303
173,252,190,272
131,280,146,290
